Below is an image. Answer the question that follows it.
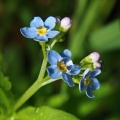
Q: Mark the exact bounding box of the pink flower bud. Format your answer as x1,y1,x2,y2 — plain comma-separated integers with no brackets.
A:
93,62,101,69
89,52,100,62
56,18,60,23
60,17,72,30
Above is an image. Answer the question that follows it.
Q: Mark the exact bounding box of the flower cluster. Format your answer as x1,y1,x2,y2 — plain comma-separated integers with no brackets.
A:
20,16,102,98
47,50,101,98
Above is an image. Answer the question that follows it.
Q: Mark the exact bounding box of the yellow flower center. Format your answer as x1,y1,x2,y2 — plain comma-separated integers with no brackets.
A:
84,77,92,86
37,26,47,36
57,61,67,72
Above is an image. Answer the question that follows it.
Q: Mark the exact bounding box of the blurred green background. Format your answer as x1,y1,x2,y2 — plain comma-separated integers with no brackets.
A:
0,0,120,119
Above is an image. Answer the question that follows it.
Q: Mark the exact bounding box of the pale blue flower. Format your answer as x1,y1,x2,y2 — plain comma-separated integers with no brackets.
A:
47,49,80,87
79,68,101,98
20,16,59,42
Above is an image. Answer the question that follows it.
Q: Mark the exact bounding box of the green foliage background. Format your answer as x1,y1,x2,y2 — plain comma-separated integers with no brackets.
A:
0,0,120,119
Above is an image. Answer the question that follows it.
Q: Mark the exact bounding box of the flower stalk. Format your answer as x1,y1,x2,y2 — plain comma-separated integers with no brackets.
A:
13,43,48,112
13,76,59,112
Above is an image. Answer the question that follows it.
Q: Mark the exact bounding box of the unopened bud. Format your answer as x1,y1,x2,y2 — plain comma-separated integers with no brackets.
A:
93,62,101,69
89,52,100,62
60,17,72,31
56,18,60,23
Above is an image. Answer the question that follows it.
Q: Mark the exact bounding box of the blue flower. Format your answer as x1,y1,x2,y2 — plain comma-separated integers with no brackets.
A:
47,49,80,87
79,68,101,98
20,16,60,42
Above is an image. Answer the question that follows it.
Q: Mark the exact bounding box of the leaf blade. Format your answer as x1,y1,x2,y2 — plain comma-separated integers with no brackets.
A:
15,106,80,120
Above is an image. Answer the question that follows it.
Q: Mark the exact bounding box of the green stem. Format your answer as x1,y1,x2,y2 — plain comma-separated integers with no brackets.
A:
37,42,47,81
37,56,47,81
13,76,51,112
50,32,65,48
41,76,61,87
39,42,46,58
50,39,58,48
12,36,64,113
13,77,44,112
12,76,61,112
13,42,48,112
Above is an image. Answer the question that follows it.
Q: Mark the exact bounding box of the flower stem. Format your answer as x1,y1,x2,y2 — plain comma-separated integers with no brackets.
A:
13,78,43,112
13,76,47,112
39,42,46,58
50,39,58,48
50,32,66,48
12,76,60,112
13,42,48,112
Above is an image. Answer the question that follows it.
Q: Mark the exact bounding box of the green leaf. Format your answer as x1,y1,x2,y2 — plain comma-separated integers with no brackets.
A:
0,88,10,114
69,0,109,58
0,71,11,90
0,71,14,118
0,52,3,71
15,106,79,120
89,19,120,51
46,93,69,107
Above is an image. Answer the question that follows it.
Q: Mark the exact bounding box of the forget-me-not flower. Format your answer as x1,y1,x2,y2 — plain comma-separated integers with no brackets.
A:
20,16,60,42
47,49,80,87
79,68,101,98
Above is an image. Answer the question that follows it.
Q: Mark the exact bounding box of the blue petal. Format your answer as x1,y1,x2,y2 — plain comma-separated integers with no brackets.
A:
47,65,62,79
67,65,73,71
90,69,101,78
83,68,90,77
90,78,100,90
62,73,75,87
47,30,59,38
44,16,56,29
47,50,62,65
30,17,44,28
62,58,73,66
70,64,80,75
34,34,48,42
79,78,86,92
60,49,71,58
20,27,37,38
86,87,95,98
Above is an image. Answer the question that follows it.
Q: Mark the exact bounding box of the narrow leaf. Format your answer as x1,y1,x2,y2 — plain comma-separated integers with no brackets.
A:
89,19,120,51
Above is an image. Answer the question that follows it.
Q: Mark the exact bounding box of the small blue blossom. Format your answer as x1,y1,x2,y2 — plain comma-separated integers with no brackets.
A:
79,68,101,98
47,49,80,87
20,16,60,42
